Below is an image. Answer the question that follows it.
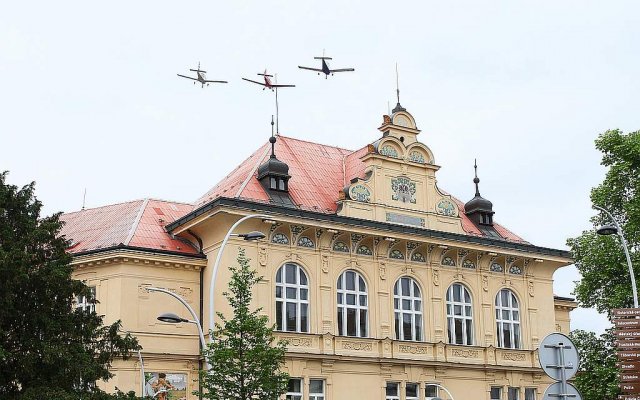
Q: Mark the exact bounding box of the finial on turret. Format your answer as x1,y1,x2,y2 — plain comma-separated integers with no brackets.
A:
270,115,276,158
473,159,480,196
392,63,406,113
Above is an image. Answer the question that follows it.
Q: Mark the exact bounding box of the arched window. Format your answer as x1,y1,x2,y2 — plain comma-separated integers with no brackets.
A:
496,289,521,349
446,283,473,345
337,270,368,337
275,263,309,333
394,277,423,341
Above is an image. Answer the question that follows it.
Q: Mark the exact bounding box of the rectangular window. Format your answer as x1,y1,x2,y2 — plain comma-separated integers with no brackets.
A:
406,383,419,400
75,286,96,313
425,384,439,399
491,386,503,400
385,382,399,400
285,378,302,400
508,387,520,400
309,379,324,400
524,388,536,400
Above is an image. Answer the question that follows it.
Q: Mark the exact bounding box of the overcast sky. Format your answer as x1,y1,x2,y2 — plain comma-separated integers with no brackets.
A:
3,1,640,334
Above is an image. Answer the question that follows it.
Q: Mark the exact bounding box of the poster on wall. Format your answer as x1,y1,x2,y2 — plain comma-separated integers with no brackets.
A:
144,372,188,400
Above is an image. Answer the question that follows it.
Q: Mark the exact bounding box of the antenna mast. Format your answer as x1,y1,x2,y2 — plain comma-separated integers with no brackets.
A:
395,63,400,104
82,188,87,210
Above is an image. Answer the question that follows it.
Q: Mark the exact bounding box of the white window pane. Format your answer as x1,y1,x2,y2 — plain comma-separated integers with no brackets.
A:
309,379,324,394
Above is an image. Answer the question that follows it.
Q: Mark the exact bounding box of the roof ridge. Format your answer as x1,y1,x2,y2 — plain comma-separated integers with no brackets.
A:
277,134,354,154
63,197,193,215
64,198,146,215
124,199,149,245
236,142,271,198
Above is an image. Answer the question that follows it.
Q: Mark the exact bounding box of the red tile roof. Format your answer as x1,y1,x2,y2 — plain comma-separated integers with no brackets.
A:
196,135,527,244
60,199,199,255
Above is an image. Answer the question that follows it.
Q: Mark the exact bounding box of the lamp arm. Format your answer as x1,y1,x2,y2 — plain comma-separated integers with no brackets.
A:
593,205,638,308
208,214,270,334
147,287,207,349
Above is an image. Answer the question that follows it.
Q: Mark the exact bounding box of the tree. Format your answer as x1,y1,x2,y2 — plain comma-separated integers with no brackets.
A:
570,329,619,400
199,248,289,400
567,129,640,315
0,172,141,399
566,129,640,399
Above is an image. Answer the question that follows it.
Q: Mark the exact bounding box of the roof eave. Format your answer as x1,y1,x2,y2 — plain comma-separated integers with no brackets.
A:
167,197,572,260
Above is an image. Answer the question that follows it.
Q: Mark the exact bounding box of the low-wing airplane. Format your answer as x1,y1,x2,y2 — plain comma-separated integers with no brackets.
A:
177,63,228,88
242,70,295,91
298,54,355,78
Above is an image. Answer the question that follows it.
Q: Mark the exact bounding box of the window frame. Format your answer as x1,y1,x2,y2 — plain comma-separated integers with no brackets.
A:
275,263,310,333
285,378,303,400
309,379,325,400
490,386,503,400
406,382,419,400
495,288,521,349
385,382,400,400
393,276,423,341
75,286,96,313
446,283,474,345
337,269,369,338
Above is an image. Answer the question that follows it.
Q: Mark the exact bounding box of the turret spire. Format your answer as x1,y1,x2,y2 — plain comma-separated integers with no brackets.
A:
270,115,276,158
474,159,480,197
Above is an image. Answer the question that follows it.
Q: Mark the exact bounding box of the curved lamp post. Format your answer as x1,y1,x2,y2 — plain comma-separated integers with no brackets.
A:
147,287,208,369
208,214,268,333
593,205,638,308
425,383,455,400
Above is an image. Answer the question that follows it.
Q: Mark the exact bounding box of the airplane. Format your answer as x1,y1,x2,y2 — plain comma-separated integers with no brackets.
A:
242,70,295,91
177,63,228,88
298,54,355,78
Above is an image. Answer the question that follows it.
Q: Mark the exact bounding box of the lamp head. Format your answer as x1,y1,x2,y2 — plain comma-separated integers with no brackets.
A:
157,312,187,324
239,231,266,241
597,224,619,236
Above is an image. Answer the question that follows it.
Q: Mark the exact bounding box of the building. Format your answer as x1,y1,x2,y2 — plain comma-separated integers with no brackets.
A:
61,103,575,400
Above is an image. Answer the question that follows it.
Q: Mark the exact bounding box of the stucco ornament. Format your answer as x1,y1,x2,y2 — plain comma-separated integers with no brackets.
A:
349,184,371,203
436,198,457,216
391,176,416,204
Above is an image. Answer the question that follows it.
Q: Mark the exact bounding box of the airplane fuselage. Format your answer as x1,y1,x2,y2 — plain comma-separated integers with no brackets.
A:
322,59,331,75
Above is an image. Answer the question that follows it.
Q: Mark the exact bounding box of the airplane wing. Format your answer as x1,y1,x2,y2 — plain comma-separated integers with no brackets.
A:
298,66,323,72
177,74,197,81
329,68,355,73
204,80,228,84
271,84,296,88
242,78,267,86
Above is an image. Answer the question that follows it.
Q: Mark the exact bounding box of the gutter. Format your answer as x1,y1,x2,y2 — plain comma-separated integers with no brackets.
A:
69,243,207,259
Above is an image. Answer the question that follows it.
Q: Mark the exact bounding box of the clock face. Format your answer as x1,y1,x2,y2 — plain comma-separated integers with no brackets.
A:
394,115,410,128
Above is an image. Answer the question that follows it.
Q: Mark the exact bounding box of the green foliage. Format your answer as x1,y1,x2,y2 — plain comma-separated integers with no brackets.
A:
567,129,640,316
566,130,640,399
0,172,141,399
570,329,619,400
199,248,289,400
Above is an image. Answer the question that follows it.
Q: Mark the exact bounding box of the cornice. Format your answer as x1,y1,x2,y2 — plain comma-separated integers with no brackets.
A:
71,248,207,272
167,197,572,262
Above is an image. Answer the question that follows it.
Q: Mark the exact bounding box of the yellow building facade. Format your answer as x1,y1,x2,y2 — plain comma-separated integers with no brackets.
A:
62,103,575,400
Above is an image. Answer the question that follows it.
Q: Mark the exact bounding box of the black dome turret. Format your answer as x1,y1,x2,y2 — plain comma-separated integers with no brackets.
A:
464,160,494,226
257,120,291,194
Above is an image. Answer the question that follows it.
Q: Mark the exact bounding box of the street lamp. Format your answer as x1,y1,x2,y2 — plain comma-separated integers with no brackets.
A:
208,214,269,333
593,205,638,308
147,287,207,357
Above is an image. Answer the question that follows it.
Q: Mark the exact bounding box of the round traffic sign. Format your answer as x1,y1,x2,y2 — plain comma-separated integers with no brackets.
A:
542,382,582,400
539,333,580,381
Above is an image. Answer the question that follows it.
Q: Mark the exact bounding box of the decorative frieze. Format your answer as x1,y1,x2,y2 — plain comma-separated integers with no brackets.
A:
342,341,373,351
398,344,428,355
502,352,526,362
284,337,313,347
451,348,479,358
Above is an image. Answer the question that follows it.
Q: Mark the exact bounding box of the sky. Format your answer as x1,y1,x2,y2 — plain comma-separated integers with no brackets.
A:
3,1,640,335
